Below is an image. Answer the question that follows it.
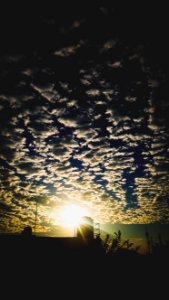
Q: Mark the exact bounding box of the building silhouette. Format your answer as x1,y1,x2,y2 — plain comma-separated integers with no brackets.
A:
77,216,94,242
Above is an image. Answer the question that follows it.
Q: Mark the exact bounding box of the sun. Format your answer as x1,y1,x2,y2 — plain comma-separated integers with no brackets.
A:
59,204,88,228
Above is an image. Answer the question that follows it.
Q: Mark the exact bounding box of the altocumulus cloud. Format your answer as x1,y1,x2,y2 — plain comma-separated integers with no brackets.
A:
0,4,169,233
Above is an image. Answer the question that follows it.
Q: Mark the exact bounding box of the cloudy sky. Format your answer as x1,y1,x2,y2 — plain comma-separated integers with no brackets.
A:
0,3,169,235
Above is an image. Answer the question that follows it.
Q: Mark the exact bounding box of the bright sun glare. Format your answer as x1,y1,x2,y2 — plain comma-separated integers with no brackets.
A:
59,204,88,228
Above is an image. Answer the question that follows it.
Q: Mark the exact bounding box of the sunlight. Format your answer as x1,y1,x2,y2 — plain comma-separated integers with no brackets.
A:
58,204,88,228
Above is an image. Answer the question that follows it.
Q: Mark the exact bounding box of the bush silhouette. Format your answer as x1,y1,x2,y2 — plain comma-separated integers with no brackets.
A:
103,230,140,256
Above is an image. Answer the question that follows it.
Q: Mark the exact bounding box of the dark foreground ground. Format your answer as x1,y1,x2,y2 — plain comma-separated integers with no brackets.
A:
1,235,169,296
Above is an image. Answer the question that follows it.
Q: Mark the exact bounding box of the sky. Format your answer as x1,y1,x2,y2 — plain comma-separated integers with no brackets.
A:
0,3,169,238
